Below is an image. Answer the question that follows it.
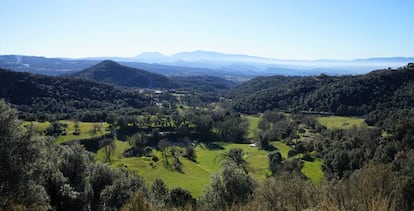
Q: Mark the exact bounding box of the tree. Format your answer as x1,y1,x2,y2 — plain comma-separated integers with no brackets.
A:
104,142,115,163
149,179,169,209
45,121,63,137
92,123,102,134
184,144,197,162
193,114,213,141
51,143,94,210
73,120,80,135
121,191,153,211
254,173,316,210
170,148,183,173
130,132,147,156
295,142,306,155
158,139,168,158
221,148,248,172
257,131,269,149
268,151,283,175
0,100,49,209
200,162,256,209
288,149,298,158
100,171,146,209
168,188,196,209
88,163,115,210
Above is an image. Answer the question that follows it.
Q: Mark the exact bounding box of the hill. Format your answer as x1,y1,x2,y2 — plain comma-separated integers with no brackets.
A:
72,60,177,88
171,75,237,92
0,68,151,121
231,64,414,130
228,75,297,97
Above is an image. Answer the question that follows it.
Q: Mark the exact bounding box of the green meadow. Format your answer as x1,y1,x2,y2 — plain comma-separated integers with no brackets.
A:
97,141,273,197
22,121,51,132
24,120,110,144
29,115,324,197
302,158,324,185
242,115,261,139
56,120,110,143
317,116,367,130
96,139,324,197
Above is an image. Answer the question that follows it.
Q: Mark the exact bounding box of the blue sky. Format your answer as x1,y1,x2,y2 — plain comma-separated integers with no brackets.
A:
1,0,413,59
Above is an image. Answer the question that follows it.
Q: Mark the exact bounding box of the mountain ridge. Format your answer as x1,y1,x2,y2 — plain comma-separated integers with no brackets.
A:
1,52,413,78
71,60,177,88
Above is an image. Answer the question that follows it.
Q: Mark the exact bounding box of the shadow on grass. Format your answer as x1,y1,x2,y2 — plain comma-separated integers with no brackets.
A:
300,153,315,162
163,155,174,171
204,142,225,150
263,144,278,151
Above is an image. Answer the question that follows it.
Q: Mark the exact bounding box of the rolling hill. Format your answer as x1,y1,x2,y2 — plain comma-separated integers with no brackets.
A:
231,64,414,129
71,60,177,88
0,68,151,121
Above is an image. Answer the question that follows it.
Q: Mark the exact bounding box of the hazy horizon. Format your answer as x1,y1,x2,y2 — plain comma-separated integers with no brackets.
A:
4,50,414,62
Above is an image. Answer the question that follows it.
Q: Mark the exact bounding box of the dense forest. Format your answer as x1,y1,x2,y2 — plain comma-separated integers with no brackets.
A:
231,64,414,131
1,62,414,210
0,68,153,121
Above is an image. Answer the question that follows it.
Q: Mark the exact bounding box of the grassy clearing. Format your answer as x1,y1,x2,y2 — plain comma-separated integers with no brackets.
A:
96,140,325,197
317,116,366,130
94,114,324,196
97,141,271,198
24,120,110,144
301,158,324,185
95,139,327,196
271,141,291,159
96,140,130,162
242,115,261,139
55,120,110,144
22,121,51,132
270,141,324,185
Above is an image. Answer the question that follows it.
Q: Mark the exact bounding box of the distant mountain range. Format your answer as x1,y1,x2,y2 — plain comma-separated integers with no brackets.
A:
96,50,413,75
1,51,413,79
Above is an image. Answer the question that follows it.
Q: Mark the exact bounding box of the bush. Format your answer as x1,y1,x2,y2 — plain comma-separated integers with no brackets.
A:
151,155,159,162
288,149,298,158
168,188,196,209
301,153,314,161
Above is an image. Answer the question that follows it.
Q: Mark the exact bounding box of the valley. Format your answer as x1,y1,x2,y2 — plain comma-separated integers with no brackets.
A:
1,60,414,210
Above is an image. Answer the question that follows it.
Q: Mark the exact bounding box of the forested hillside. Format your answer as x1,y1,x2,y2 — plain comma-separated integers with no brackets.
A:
231,64,414,130
171,75,237,92
228,75,296,97
0,68,151,121
72,60,178,88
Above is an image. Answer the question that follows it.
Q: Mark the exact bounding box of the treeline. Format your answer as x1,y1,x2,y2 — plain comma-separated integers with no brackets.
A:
231,65,414,131
0,68,152,122
114,107,248,147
